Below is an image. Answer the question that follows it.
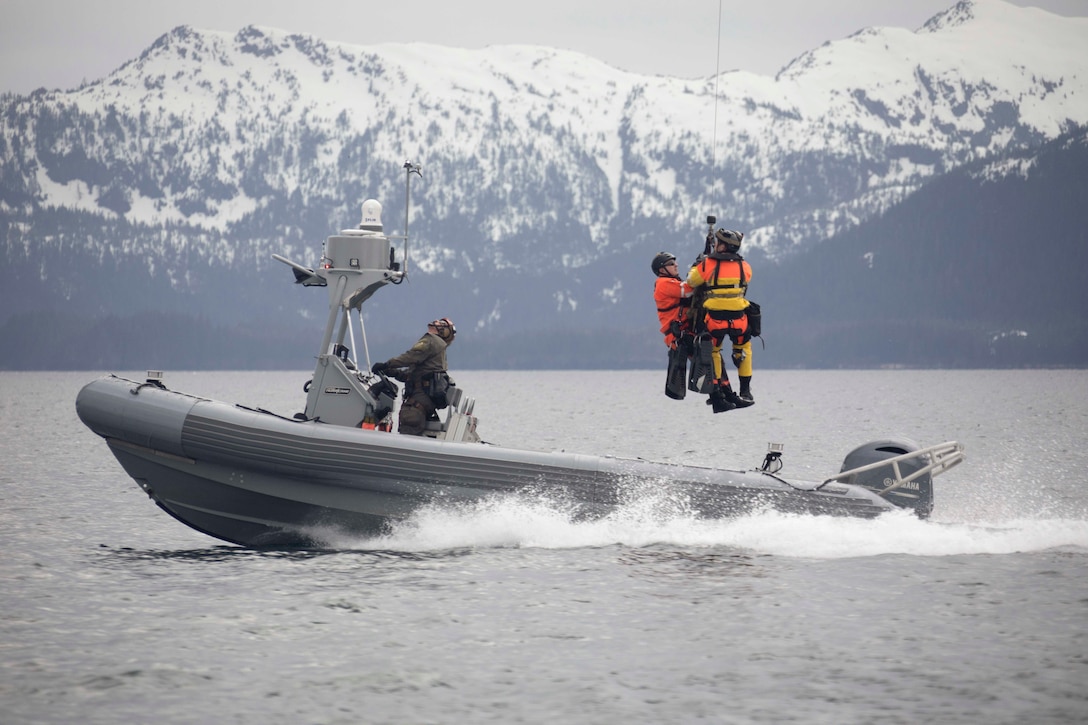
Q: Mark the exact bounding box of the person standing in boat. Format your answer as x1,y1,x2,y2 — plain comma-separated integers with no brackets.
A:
372,318,456,435
687,229,756,413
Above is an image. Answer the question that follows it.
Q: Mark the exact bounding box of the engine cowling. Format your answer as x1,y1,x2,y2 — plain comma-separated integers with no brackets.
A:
838,438,934,518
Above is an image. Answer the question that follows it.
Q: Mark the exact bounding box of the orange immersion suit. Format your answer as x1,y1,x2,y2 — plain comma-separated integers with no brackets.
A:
654,276,693,349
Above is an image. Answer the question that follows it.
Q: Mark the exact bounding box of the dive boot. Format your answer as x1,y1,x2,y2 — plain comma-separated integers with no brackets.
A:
706,387,736,413
739,376,754,404
725,387,754,409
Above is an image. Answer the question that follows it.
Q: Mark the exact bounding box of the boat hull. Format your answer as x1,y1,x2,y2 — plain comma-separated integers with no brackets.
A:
77,375,897,547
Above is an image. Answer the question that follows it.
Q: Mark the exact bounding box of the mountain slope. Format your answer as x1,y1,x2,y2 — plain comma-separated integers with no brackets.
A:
758,126,1088,367
1,0,1086,367
3,127,1086,369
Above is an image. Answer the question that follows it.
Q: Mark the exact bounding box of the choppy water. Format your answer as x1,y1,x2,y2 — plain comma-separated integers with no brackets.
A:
2,370,1087,724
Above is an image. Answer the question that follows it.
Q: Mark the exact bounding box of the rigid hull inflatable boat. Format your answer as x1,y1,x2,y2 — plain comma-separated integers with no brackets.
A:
76,164,965,547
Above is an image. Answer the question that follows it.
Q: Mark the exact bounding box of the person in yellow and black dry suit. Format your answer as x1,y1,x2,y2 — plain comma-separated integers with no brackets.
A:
687,229,756,413
372,318,456,435
652,251,694,399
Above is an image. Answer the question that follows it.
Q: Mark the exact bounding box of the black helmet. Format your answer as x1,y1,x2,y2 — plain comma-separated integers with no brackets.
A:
714,228,744,251
651,252,676,274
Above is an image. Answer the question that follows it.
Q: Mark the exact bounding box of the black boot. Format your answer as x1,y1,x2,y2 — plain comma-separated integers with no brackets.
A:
724,385,754,409
739,376,754,404
706,386,736,413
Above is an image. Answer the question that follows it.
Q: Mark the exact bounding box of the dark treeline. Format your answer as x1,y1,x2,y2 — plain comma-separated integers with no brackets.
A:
2,309,1083,371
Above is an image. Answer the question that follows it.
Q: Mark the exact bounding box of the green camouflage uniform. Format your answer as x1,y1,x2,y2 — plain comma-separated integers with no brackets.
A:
382,332,449,435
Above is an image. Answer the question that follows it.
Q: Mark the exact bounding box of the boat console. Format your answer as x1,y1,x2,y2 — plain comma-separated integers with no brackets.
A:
274,162,480,442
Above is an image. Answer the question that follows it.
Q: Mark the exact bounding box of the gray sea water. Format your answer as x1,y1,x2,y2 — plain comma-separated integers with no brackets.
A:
2,369,1087,724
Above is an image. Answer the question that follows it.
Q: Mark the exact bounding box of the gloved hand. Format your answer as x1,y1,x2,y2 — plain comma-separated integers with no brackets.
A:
371,362,388,374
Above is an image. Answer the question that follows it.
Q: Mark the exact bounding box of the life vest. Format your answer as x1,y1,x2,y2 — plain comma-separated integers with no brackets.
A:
654,276,692,335
688,252,751,314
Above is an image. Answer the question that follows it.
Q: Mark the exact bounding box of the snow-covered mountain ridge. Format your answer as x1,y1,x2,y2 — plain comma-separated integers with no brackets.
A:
1,0,1086,335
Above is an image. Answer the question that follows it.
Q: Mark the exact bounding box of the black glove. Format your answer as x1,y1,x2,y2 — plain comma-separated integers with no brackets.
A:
371,362,388,374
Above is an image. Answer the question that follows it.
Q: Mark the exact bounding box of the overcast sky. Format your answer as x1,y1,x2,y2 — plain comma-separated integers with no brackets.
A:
2,0,1084,95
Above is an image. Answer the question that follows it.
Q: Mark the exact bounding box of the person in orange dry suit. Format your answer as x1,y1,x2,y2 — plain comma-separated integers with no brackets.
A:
652,252,694,400
652,252,693,349
687,229,756,414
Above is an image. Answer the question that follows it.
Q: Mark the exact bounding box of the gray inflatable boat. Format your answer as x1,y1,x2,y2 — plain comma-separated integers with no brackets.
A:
76,164,965,548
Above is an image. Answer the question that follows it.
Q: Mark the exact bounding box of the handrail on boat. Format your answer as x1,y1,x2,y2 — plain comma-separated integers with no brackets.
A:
817,441,966,494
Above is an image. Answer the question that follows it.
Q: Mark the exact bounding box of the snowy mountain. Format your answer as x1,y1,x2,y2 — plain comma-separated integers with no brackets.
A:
762,125,1088,368
1,0,1086,366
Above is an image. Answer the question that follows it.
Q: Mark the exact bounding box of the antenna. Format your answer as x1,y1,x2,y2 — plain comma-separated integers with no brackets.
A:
401,160,422,278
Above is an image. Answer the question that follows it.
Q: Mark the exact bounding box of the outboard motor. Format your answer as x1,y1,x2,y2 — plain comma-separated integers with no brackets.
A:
837,438,934,518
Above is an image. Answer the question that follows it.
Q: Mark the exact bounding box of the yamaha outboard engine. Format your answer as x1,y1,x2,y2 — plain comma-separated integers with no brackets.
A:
838,438,934,518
